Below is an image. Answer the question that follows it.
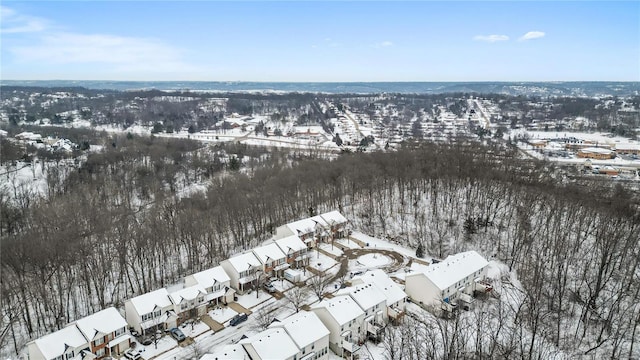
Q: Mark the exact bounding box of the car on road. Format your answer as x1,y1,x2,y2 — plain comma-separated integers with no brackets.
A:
263,282,277,293
124,349,142,360
230,313,248,326
168,327,186,342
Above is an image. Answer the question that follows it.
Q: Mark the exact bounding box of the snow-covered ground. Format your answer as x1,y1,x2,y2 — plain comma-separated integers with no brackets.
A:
208,307,238,324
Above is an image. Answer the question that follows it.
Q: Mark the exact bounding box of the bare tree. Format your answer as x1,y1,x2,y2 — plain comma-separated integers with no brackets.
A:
284,286,310,313
308,271,331,302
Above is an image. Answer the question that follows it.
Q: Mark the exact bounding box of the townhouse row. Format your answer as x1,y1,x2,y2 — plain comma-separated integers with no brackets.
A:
25,211,350,360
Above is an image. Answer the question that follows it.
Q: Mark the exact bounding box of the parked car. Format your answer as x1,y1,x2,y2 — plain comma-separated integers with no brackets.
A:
124,349,142,360
140,336,153,346
168,327,186,342
230,313,248,326
263,282,277,293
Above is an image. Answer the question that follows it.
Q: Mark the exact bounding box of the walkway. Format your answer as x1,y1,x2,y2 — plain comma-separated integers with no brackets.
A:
200,314,224,332
227,302,252,315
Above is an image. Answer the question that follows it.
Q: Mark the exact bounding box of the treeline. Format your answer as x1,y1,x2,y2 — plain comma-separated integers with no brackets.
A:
1,140,639,358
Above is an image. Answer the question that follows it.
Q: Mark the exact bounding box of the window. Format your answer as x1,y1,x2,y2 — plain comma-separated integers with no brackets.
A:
94,337,104,346
115,327,125,337
96,348,105,357
181,303,188,310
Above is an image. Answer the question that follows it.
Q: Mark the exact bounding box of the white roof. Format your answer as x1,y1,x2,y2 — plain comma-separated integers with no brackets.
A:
128,288,172,315
408,251,488,291
252,243,287,264
312,295,364,326
225,252,262,273
169,285,207,305
32,325,88,360
270,311,329,349
337,283,386,311
319,211,348,225
285,215,328,235
188,266,231,288
352,269,407,305
202,344,249,360
240,328,299,359
274,235,307,254
615,144,640,150
73,307,127,341
580,147,613,154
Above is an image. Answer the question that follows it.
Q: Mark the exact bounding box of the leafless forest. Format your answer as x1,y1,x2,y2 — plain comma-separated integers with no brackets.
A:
1,136,639,358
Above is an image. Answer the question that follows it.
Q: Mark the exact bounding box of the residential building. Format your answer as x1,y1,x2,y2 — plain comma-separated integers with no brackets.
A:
124,288,176,334
201,344,250,360
26,307,130,360
351,269,407,323
73,307,130,357
337,283,386,342
26,326,90,360
220,252,263,293
252,243,288,278
405,251,489,312
239,328,300,360
274,215,329,249
274,235,309,270
318,211,349,239
184,265,234,306
269,311,330,360
168,285,208,325
311,295,365,357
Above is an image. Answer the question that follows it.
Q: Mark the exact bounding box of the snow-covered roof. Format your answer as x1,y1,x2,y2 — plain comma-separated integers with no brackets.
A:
252,243,287,264
270,311,329,349
408,251,488,291
169,285,207,305
274,235,307,255
224,252,262,273
202,344,249,360
312,295,364,326
337,283,386,311
579,147,614,154
615,144,640,150
128,288,172,315
240,328,299,359
352,269,407,305
73,307,127,341
187,266,231,289
32,325,88,360
284,215,329,235
319,211,348,226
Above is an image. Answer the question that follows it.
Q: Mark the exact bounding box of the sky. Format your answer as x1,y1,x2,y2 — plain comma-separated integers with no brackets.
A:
1,1,638,82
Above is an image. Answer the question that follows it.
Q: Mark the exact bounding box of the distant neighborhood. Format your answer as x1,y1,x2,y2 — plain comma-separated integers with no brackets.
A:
24,211,493,360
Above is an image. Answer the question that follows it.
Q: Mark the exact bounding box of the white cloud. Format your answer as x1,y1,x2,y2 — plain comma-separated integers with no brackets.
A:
519,31,545,41
473,34,509,43
374,41,394,48
4,6,202,75
1,5,48,33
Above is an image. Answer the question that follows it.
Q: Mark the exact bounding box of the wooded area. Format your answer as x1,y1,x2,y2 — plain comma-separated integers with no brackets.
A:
1,136,639,358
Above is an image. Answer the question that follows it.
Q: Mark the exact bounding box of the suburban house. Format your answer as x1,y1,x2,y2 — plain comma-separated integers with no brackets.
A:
184,265,234,306
269,311,331,360
405,251,490,312
274,215,329,249
202,344,250,360
26,325,90,360
72,307,130,357
26,307,130,360
311,295,365,357
168,285,208,325
337,283,387,342
124,288,176,334
351,269,407,323
318,211,350,240
252,243,289,278
239,328,300,360
220,252,263,293
274,235,309,269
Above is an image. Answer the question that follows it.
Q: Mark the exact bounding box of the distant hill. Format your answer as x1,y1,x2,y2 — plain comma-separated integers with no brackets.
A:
2,80,639,97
